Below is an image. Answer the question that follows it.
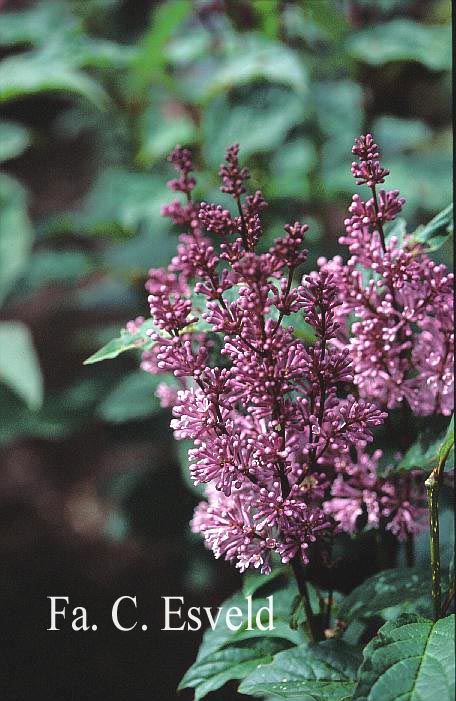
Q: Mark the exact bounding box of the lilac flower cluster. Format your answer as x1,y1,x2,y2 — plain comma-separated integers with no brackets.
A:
137,138,452,571
319,133,454,416
324,451,428,542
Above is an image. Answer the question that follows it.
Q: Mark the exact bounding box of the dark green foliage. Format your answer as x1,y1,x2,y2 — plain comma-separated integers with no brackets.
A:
353,614,455,701
238,639,362,699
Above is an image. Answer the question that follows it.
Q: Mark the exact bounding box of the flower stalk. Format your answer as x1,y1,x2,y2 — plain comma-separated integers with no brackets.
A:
425,431,454,620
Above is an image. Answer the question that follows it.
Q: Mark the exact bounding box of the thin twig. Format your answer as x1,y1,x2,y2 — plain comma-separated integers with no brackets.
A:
425,436,454,620
425,470,442,620
290,556,320,643
370,184,386,253
236,196,250,251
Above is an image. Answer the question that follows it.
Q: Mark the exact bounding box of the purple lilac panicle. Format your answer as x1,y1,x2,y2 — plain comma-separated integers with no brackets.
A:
320,133,454,416
137,139,452,571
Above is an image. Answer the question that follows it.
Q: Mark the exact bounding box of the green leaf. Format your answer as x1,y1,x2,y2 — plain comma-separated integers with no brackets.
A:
301,0,349,42
196,584,306,663
385,152,452,218
179,638,286,701
103,225,177,276
84,318,156,364
265,138,317,199
242,567,288,598
0,120,31,162
395,417,454,473
337,568,432,624
352,614,455,701
202,86,307,167
411,203,453,253
239,639,362,699
0,321,43,410
371,116,432,156
0,174,33,305
96,371,175,423
76,167,170,236
347,20,451,71
315,80,364,139
282,2,347,45
315,81,364,197
131,0,191,92
24,250,95,292
0,53,108,107
0,3,134,70
384,217,407,247
0,2,75,48
137,100,196,166
202,34,308,100
252,0,280,40
437,415,454,471
0,378,106,445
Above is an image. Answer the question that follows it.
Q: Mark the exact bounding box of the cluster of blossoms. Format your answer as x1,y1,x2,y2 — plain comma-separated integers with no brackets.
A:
320,133,454,416
318,134,453,540
135,137,452,574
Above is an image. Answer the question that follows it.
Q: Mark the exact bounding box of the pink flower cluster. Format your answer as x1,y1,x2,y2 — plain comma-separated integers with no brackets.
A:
319,133,454,416
136,138,452,572
324,451,428,542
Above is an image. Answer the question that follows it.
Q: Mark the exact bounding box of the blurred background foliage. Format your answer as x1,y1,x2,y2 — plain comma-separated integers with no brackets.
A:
0,1,452,698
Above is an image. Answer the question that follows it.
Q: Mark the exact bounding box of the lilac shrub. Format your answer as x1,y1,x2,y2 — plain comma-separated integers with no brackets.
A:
136,135,453,585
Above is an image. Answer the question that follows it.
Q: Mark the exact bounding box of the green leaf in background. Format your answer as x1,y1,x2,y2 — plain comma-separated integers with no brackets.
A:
0,174,33,305
0,387,64,444
352,614,455,701
386,151,452,217
84,318,156,365
0,53,109,108
202,35,309,100
103,225,177,277
23,250,95,292
282,2,346,45
202,86,308,167
0,321,43,410
384,217,407,247
242,567,288,598
337,568,432,624
316,80,364,196
179,638,287,701
239,639,362,699
436,414,454,470
96,370,173,423
196,584,306,663
131,0,192,93
395,416,454,473
372,116,432,155
0,120,31,163
252,0,280,40
0,2,134,69
0,1,75,48
137,98,196,166
0,377,109,445
411,203,453,253
76,168,170,236
315,80,363,140
61,35,137,71
266,138,317,199
347,20,451,71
